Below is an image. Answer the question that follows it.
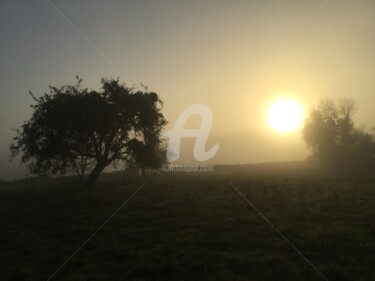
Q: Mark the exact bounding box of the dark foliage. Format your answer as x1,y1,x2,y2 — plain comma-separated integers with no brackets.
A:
302,98,375,168
10,77,167,187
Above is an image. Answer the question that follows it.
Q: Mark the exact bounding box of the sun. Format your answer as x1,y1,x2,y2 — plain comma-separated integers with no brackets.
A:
267,98,304,133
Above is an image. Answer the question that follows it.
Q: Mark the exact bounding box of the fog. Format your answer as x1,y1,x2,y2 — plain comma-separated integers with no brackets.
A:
1,0,375,180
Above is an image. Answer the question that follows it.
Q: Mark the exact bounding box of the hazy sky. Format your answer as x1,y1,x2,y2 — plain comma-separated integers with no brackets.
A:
1,0,375,180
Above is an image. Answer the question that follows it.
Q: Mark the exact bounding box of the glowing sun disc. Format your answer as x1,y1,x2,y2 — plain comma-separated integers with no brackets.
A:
268,99,303,133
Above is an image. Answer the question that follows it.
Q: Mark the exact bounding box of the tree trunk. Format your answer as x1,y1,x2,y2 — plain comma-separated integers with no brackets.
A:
86,162,106,188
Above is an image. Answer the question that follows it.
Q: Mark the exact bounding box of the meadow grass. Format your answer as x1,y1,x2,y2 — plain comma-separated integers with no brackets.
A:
1,164,374,280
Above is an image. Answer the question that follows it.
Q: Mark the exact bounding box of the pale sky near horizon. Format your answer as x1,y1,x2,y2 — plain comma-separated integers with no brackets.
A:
1,0,375,180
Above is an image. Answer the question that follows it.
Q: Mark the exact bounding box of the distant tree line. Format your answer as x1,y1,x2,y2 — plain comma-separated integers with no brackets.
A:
302,98,375,168
10,77,167,187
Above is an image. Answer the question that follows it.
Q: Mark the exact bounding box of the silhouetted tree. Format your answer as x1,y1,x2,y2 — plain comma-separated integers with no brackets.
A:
303,98,375,168
127,139,167,176
10,77,167,187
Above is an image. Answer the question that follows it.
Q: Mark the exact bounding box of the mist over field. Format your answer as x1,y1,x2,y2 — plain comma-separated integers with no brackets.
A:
1,0,375,180
1,1,375,281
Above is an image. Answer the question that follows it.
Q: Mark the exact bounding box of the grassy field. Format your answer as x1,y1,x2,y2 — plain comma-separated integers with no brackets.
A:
1,163,374,280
